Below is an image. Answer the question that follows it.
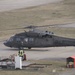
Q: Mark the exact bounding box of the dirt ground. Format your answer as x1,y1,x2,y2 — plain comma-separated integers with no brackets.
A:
0,41,75,75
0,0,75,75
0,0,62,12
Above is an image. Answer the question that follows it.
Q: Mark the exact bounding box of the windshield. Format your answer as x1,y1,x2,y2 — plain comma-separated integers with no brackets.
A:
8,37,14,42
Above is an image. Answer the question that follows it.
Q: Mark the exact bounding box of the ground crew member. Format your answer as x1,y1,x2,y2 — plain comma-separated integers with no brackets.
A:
18,49,26,60
69,62,74,68
18,50,24,59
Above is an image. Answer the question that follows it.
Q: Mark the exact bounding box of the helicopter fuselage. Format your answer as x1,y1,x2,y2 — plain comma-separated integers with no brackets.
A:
4,31,75,49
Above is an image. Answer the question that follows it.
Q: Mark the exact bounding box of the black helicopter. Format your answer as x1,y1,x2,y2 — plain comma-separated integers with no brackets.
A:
4,25,75,49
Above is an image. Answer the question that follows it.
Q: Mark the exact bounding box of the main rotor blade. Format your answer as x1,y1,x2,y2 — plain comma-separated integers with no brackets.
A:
0,27,25,32
0,22,74,32
24,23,74,29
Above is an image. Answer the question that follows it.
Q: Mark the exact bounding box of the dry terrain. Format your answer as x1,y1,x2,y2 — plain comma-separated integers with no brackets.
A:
0,0,75,75
0,0,75,39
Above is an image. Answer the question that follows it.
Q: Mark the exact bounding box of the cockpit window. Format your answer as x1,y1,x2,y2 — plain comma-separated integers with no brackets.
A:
16,38,21,41
9,37,13,42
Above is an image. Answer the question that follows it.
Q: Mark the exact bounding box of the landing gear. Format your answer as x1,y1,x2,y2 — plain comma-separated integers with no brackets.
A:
28,47,31,49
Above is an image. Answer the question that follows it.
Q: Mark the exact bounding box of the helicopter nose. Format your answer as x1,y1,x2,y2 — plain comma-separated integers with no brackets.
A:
3,40,11,47
4,40,8,46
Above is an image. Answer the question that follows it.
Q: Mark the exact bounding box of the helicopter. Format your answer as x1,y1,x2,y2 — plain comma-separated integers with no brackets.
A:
4,24,75,49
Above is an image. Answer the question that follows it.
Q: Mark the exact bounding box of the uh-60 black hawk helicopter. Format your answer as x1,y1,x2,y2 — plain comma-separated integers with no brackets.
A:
4,25,75,49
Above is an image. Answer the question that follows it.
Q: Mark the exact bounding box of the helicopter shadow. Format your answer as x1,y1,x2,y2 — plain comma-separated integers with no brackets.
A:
3,48,49,52
24,49,49,52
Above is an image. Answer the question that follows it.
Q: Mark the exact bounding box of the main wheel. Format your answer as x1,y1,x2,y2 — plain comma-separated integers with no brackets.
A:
28,47,31,49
